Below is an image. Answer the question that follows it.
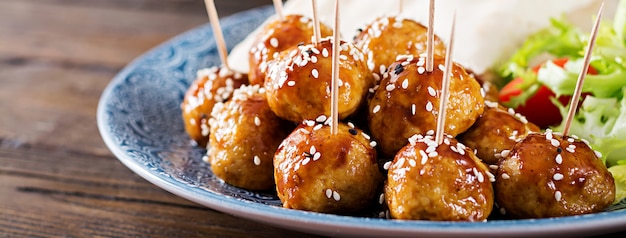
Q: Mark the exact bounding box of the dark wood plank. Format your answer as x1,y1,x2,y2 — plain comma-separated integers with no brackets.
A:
0,0,322,237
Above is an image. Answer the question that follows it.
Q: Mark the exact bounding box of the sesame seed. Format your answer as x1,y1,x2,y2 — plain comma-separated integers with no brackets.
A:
418,67,426,74
555,154,563,164
302,157,311,165
370,141,377,147
401,79,409,89
253,156,261,165
502,173,510,179
312,69,319,78
426,101,433,112
428,151,439,157
379,193,385,204
555,191,562,201
409,159,416,167
500,207,507,215
333,191,341,201
305,120,316,127
594,150,603,158
500,150,510,157
373,105,381,113
474,168,485,183
310,145,317,154
487,172,496,182
254,116,261,126
325,189,332,198
362,133,371,140
347,122,355,128
383,161,391,170
313,152,321,161
270,37,279,48
550,139,560,147
287,81,296,86
427,86,436,96
313,124,323,131
420,150,428,164
311,56,318,63
426,130,435,135
553,173,564,180
489,164,499,170
386,84,395,91
316,115,327,123
438,64,445,71
397,157,406,166
546,131,553,140
485,100,498,108
411,104,416,115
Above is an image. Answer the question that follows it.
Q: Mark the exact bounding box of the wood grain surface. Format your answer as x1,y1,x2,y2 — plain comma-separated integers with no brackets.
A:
0,0,320,237
1,0,624,237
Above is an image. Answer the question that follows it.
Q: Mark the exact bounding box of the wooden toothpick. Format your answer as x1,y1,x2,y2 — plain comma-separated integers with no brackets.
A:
273,0,284,21
435,11,455,145
399,0,404,15
331,0,340,135
312,0,321,45
426,0,436,73
562,3,604,136
204,0,229,70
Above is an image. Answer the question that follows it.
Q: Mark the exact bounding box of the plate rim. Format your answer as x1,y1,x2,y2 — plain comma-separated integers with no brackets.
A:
96,5,626,237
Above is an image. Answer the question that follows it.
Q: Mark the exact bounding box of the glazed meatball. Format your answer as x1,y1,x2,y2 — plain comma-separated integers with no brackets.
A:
354,16,446,79
368,55,484,158
265,39,374,123
207,85,292,191
495,130,615,218
385,134,494,221
181,66,247,147
248,14,333,85
458,101,540,166
274,119,383,214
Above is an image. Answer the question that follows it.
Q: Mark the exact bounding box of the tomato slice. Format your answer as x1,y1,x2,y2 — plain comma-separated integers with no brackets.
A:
498,58,596,128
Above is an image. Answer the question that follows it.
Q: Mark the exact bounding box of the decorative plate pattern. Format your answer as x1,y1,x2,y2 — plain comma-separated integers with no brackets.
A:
98,5,626,237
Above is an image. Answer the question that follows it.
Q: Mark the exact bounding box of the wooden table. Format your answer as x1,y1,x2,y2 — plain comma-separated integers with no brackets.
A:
1,0,624,237
0,0,320,237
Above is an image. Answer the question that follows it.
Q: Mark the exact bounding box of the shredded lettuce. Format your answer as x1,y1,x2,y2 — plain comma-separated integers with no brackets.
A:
496,0,626,202
609,164,626,204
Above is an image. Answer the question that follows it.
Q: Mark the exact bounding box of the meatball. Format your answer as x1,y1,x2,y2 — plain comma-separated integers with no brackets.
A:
248,14,333,85
385,134,494,221
458,101,540,166
354,16,446,79
495,130,615,218
368,55,484,158
207,85,292,191
274,118,383,214
265,39,374,123
181,66,247,147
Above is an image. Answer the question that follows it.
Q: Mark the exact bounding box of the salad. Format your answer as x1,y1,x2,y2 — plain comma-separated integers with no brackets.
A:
496,0,626,203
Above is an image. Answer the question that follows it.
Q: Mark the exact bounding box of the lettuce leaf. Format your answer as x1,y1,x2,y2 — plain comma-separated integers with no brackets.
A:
496,0,626,202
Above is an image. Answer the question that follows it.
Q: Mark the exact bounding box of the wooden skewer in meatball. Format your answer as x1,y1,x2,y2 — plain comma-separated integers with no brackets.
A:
495,130,615,218
248,14,333,85
181,66,248,148
273,118,383,214
265,38,374,123
496,6,615,218
385,21,494,221
458,100,540,166
207,84,292,191
367,54,484,158
182,0,249,147
353,15,446,80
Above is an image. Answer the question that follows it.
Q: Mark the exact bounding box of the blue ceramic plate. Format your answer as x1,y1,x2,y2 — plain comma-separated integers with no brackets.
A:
97,5,626,237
